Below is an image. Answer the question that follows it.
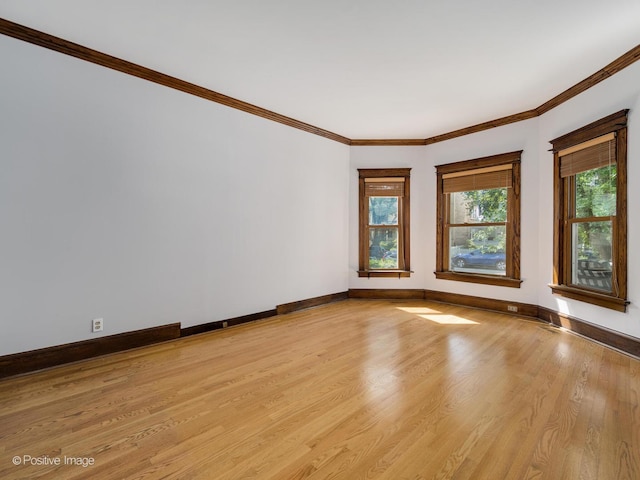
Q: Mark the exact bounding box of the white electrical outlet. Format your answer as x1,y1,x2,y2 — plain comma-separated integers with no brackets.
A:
92,318,104,332
507,305,518,312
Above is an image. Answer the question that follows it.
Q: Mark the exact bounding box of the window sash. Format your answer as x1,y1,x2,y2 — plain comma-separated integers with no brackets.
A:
366,225,403,270
549,110,628,311
358,168,411,276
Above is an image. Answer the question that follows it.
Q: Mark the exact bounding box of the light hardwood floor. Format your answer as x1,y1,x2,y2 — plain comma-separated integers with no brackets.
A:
1,299,638,479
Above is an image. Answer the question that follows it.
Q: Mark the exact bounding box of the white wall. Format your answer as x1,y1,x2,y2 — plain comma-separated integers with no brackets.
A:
349,120,540,304
0,36,350,356
349,61,640,341
537,60,640,339
423,118,541,305
3,33,640,359
349,147,430,289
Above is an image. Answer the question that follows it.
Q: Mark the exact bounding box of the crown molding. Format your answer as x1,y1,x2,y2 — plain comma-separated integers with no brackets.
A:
536,44,640,115
350,139,427,146
353,44,640,146
1,17,639,147
0,18,351,145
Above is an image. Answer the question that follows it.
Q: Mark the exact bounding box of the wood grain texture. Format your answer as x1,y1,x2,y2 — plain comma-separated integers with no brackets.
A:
537,45,640,115
0,18,351,145
0,324,180,379
350,139,427,146
1,299,637,479
424,289,539,318
180,310,277,337
548,111,629,312
539,306,640,358
276,291,349,315
349,288,426,300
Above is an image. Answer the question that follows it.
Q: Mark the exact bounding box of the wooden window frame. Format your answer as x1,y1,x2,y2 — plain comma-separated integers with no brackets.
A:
435,151,522,288
358,168,411,278
549,110,629,312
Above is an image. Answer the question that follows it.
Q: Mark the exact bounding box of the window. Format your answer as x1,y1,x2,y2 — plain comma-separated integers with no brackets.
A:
435,151,522,288
549,110,628,311
358,168,411,278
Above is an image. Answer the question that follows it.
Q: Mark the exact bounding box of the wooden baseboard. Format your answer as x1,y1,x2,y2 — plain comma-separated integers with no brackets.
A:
3,289,637,379
181,309,277,337
0,323,181,379
348,289,540,318
0,292,349,378
349,289,426,300
276,291,349,315
424,290,539,318
538,307,640,358
349,288,639,358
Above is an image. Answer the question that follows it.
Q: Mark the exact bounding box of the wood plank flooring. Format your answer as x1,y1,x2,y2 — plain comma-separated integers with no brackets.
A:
0,299,638,479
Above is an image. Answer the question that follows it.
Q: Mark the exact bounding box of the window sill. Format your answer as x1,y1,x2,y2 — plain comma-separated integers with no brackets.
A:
358,270,412,278
435,271,522,288
549,284,629,312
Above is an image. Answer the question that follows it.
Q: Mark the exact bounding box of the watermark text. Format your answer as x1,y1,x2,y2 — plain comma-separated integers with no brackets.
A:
12,455,95,468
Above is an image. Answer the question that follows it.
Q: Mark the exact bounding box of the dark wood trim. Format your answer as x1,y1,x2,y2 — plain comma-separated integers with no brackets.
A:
358,168,411,276
434,271,523,288
358,168,412,178
2,19,637,148
549,111,629,312
537,45,640,115
349,288,639,358
357,270,412,278
424,290,538,317
425,110,539,145
351,139,427,146
617,127,628,303
276,291,349,315
549,109,629,151
0,291,347,379
349,289,426,300
434,151,522,175
510,160,521,280
0,323,181,379
434,151,522,287
3,290,638,380
0,18,350,145
538,306,640,358
355,45,639,146
180,309,277,337
549,285,629,313
352,111,538,147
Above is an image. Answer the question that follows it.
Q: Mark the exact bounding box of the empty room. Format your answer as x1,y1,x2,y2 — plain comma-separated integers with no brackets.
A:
1,2,640,479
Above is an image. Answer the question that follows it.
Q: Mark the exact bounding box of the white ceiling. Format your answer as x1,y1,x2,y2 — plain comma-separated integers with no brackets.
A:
2,1,640,140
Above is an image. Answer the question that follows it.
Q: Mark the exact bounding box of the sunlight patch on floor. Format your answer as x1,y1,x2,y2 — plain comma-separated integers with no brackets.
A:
397,307,479,325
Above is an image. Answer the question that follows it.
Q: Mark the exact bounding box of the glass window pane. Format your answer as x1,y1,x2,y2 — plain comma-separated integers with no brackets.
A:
571,221,612,292
449,188,507,224
575,164,616,218
369,228,398,269
369,197,398,225
449,225,506,275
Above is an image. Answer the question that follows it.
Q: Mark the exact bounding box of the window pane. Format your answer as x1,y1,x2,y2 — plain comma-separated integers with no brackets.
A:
369,197,398,225
449,188,507,224
449,225,506,275
575,165,616,218
571,221,612,292
369,228,398,269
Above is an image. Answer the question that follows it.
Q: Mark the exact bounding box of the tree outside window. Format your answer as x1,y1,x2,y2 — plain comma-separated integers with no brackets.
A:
549,110,628,311
435,151,522,288
358,168,411,278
